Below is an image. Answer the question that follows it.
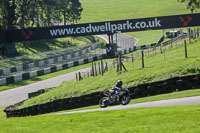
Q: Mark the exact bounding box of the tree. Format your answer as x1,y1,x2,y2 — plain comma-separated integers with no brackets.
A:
0,0,83,56
0,0,17,30
0,0,18,56
0,0,83,29
177,0,200,13
70,0,83,24
59,0,70,25
65,0,83,24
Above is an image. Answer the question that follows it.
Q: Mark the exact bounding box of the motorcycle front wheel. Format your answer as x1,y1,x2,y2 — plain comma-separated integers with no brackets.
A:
120,95,131,105
99,97,109,108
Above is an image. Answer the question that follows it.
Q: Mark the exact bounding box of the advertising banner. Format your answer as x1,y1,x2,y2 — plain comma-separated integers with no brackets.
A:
2,13,200,43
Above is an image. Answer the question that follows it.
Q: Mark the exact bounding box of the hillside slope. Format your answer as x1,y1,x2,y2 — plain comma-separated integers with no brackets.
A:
79,0,190,23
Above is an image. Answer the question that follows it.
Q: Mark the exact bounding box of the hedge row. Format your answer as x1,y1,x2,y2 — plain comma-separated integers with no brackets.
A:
4,74,200,118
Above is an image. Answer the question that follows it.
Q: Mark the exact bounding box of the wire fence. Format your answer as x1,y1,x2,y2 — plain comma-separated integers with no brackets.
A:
125,28,200,68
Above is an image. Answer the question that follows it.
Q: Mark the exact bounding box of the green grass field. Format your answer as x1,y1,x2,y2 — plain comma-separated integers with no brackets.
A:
1,105,200,133
79,0,191,23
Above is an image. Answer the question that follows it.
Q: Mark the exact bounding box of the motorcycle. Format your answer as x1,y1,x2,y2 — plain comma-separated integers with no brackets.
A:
99,87,131,108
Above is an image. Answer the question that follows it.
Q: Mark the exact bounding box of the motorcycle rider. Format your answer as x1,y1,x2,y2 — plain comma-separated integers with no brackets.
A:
109,80,123,100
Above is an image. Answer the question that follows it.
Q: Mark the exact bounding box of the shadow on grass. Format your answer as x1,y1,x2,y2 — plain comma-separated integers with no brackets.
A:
28,39,74,52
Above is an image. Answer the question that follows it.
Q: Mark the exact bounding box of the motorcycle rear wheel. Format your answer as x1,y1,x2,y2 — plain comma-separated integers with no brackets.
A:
99,97,109,108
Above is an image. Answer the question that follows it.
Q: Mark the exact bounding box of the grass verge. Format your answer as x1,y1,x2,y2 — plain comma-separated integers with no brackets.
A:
0,105,200,133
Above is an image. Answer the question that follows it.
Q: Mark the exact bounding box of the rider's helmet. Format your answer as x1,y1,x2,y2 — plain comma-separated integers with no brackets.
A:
116,80,123,88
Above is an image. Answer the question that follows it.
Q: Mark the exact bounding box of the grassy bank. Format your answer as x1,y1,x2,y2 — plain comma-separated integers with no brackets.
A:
1,105,200,133
19,38,200,108
79,0,190,23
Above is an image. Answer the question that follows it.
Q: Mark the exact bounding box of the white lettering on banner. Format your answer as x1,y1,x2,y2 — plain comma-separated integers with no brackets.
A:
111,24,117,33
50,28,74,36
49,18,162,36
76,27,80,34
80,27,85,33
100,25,106,32
118,24,123,31
155,18,161,27
57,29,66,35
126,21,133,30
140,22,146,28
50,30,58,36
108,22,111,31
148,21,155,28
110,21,133,33
135,22,140,29
86,24,92,32
105,22,108,31
92,25,100,32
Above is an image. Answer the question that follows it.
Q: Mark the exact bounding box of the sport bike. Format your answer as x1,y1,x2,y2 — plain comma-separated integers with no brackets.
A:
99,87,130,108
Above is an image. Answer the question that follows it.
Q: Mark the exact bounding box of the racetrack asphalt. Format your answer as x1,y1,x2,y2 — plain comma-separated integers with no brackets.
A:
0,66,92,108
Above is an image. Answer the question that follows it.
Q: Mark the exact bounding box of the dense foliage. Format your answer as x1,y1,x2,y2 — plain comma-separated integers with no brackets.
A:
177,0,200,13
0,0,83,30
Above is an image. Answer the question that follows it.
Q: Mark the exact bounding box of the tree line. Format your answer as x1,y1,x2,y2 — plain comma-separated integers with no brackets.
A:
0,0,83,30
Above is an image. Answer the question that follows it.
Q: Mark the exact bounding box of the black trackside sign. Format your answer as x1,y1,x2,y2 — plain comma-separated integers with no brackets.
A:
1,13,200,43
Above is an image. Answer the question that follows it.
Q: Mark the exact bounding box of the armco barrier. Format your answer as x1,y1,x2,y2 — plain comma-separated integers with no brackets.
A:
4,73,200,118
0,42,100,76
0,54,103,86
